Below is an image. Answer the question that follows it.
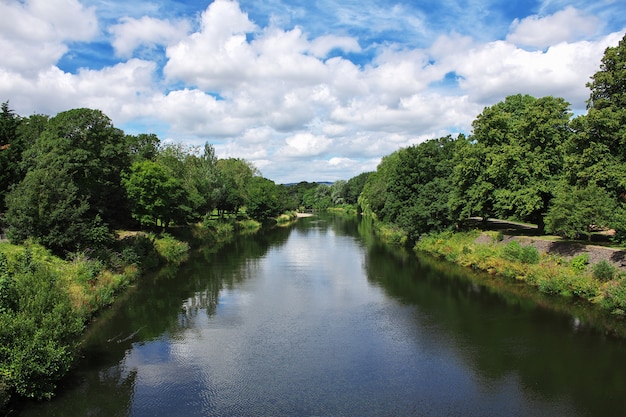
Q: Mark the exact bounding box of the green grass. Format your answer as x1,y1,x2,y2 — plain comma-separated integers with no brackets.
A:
415,230,625,315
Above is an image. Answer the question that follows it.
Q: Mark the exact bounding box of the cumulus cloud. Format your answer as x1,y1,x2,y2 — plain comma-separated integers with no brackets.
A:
507,7,601,49
0,0,97,74
451,32,624,110
278,132,333,158
0,0,623,183
110,16,190,58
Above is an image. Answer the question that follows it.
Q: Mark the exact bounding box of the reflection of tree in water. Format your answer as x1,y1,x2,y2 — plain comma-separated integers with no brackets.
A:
22,365,137,417
364,243,626,416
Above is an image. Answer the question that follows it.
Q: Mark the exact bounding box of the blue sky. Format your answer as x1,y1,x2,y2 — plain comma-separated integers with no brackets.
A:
1,0,625,183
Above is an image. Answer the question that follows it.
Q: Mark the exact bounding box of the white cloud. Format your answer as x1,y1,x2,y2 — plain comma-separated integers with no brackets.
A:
164,0,257,90
309,35,362,58
0,0,97,74
110,16,191,58
439,31,625,110
0,0,623,183
278,132,333,158
507,7,601,49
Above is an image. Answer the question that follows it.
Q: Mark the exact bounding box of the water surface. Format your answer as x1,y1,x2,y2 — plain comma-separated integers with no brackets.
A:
18,215,626,416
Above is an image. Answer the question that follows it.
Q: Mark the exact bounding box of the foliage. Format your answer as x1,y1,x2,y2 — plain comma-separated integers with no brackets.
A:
152,233,190,266
360,136,459,240
0,255,84,400
570,253,590,272
564,34,626,238
544,182,616,240
453,95,571,231
592,260,616,282
122,160,188,228
246,176,285,220
600,277,626,314
5,168,111,255
502,240,540,264
0,102,23,212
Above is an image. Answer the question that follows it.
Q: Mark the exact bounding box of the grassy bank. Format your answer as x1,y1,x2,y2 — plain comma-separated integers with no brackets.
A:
415,230,626,317
0,231,192,408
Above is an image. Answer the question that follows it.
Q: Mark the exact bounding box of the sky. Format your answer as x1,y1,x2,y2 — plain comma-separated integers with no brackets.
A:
1,0,625,184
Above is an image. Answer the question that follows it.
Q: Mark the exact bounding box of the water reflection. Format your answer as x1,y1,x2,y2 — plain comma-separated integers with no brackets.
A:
16,214,626,417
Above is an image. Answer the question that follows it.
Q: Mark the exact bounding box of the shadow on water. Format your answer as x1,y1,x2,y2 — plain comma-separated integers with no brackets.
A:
14,214,626,417
365,241,626,417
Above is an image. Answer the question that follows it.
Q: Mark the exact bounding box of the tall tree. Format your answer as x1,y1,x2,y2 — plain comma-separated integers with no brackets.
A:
122,160,188,228
453,95,571,231
21,108,130,227
0,102,22,212
5,168,109,254
563,33,626,239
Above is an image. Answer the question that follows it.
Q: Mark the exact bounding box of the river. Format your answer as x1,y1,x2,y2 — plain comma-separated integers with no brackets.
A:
16,214,626,416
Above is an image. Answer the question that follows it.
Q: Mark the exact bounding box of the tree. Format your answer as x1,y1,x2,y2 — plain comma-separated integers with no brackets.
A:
215,158,258,216
453,95,571,231
122,160,188,228
330,180,347,205
345,172,371,205
5,168,109,254
20,108,131,228
563,34,626,241
381,136,459,240
246,177,282,220
565,34,626,197
545,183,616,241
125,133,160,163
0,102,22,212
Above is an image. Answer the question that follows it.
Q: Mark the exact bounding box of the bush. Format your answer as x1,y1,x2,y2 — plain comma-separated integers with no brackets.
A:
503,241,522,261
0,262,84,400
601,277,626,313
519,245,540,264
593,260,616,282
153,233,189,265
502,241,539,264
570,253,590,272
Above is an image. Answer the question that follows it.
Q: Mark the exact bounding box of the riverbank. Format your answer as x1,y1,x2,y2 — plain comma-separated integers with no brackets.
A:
414,229,626,318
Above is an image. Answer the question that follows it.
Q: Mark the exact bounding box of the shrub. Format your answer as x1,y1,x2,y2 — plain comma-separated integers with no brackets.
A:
0,263,84,400
502,241,539,264
503,241,522,261
153,233,189,265
570,253,590,272
519,245,540,264
601,278,626,313
592,260,616,282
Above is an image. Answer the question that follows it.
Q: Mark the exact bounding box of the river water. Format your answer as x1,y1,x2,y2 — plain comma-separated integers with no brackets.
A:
17,215,626,416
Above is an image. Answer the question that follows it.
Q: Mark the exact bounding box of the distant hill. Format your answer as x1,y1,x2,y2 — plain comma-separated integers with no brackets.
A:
282,181,334,186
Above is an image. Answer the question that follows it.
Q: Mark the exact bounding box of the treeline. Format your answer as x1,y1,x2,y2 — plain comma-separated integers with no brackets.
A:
0,105,299,404
0,106,303,256
359,33,626,244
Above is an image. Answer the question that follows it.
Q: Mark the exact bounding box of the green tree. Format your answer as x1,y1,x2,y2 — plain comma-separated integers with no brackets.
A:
381,136,459,240
122,160,188,228
5,168,110,254
125,133,160,163
215,158,258,216
345,172,371,205
0,102,22,212
545,182,616,241
20,108,131,228
565,34,626,203
330,180,347,205
453,95,571,231
359,152,400,217
246,176,282,220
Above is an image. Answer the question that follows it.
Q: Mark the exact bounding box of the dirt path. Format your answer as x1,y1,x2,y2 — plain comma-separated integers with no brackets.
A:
472,218,626,272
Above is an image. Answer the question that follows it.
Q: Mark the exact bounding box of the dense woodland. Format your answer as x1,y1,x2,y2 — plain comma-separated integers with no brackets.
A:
0,32,625,406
